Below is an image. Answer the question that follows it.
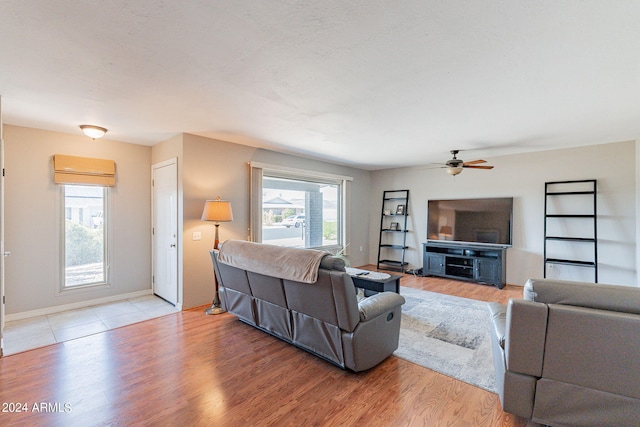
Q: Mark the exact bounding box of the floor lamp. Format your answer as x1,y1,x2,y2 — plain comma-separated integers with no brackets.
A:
201,197,233,315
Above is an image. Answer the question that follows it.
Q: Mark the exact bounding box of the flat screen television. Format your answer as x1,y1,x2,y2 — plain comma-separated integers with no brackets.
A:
427,197,513,246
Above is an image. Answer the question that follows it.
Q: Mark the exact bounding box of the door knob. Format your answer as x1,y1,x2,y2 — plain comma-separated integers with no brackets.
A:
170,244,176,248
3,251,10,257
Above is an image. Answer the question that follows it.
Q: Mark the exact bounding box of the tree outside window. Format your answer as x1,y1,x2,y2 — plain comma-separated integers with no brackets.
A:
63,185,107,288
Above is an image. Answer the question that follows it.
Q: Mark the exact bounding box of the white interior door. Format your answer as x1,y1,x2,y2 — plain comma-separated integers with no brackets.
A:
152,159,178,305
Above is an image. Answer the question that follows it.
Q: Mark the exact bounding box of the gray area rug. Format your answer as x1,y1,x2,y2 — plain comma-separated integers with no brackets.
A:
393,286,496,392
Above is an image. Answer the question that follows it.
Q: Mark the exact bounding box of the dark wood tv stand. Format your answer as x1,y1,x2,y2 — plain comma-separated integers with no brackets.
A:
422,241,507,289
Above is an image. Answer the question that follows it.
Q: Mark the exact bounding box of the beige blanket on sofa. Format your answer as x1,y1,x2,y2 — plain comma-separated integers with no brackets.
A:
217,240,329,284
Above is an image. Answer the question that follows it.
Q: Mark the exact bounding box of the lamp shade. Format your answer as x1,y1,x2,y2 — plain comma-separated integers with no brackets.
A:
201,197,233,222
439,225,453,235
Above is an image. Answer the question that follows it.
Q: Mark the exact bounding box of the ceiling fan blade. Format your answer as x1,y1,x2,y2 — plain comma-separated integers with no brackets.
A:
463,165,494,169
418,163,449,170
463,159,487,165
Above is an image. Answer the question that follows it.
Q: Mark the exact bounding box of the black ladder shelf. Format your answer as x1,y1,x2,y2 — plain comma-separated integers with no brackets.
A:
544,180,598,282
377,190,410,272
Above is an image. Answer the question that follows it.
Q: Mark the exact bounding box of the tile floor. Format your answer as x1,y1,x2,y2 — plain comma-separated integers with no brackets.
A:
2,294,180,355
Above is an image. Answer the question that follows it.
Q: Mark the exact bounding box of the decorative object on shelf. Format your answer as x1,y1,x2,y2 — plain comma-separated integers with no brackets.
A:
201,196,234,315
377,190,410,272
79,124,107,140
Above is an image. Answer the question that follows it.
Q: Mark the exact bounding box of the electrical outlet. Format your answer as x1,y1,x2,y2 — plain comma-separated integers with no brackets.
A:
193,231,202,241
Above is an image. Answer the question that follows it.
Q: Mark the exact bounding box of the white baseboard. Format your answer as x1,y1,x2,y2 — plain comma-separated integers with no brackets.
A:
5,289,153,322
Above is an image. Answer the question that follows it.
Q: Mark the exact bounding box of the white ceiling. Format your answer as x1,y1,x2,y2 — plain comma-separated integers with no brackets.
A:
1,1,639,170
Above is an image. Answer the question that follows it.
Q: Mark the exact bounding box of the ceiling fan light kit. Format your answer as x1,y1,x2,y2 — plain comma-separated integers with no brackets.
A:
447,166,463,176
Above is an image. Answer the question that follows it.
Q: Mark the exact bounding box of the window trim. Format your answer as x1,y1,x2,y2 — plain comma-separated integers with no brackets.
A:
249,161,352,252
59,184,110,292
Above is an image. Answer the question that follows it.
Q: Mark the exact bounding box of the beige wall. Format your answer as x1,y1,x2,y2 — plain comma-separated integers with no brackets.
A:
151,133,372,309
180,134,255,309
3,125,372,315
3,124,637,316
370,140,637,287
4,125,152,314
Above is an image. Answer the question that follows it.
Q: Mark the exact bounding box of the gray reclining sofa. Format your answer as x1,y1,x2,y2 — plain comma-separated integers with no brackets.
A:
210,240,405,372
489,278,640,426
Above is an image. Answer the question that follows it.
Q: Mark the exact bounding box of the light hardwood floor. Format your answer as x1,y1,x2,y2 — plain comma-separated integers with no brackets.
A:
0,269,532,426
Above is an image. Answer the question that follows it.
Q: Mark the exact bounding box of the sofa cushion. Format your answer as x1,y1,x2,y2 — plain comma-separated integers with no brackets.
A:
542,304,640,400
524,279,640,315
283,270,343,326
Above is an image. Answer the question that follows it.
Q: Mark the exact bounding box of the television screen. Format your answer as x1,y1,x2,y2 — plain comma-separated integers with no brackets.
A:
427,197,513,246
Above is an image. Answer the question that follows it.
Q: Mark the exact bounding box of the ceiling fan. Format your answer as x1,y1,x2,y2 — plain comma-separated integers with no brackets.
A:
441,150,494,176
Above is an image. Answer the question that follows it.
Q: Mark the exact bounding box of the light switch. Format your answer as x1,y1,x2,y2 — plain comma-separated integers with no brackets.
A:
193,231,202,241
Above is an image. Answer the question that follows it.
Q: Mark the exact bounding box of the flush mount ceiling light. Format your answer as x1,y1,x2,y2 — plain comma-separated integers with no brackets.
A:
79,125,107,140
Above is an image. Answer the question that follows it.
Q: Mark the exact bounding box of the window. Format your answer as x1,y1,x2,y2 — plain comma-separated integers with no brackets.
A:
62,185,108,288
250,163,352,251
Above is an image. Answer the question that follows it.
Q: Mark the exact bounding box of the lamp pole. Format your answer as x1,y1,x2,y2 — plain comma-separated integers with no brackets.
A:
206,223,224,315
201,197,233,315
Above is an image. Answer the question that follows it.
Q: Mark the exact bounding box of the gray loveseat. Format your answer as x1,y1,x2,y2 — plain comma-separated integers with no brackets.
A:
210,240,405,372
489,278,640,426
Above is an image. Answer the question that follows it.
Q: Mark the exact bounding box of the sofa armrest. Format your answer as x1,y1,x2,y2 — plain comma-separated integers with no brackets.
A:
344,292,405,371
488,302,507,349
506,299,548,377
358,292,405,322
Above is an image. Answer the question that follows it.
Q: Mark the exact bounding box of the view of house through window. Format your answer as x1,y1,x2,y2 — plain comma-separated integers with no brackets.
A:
63,185,107,288
261,175,341,250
